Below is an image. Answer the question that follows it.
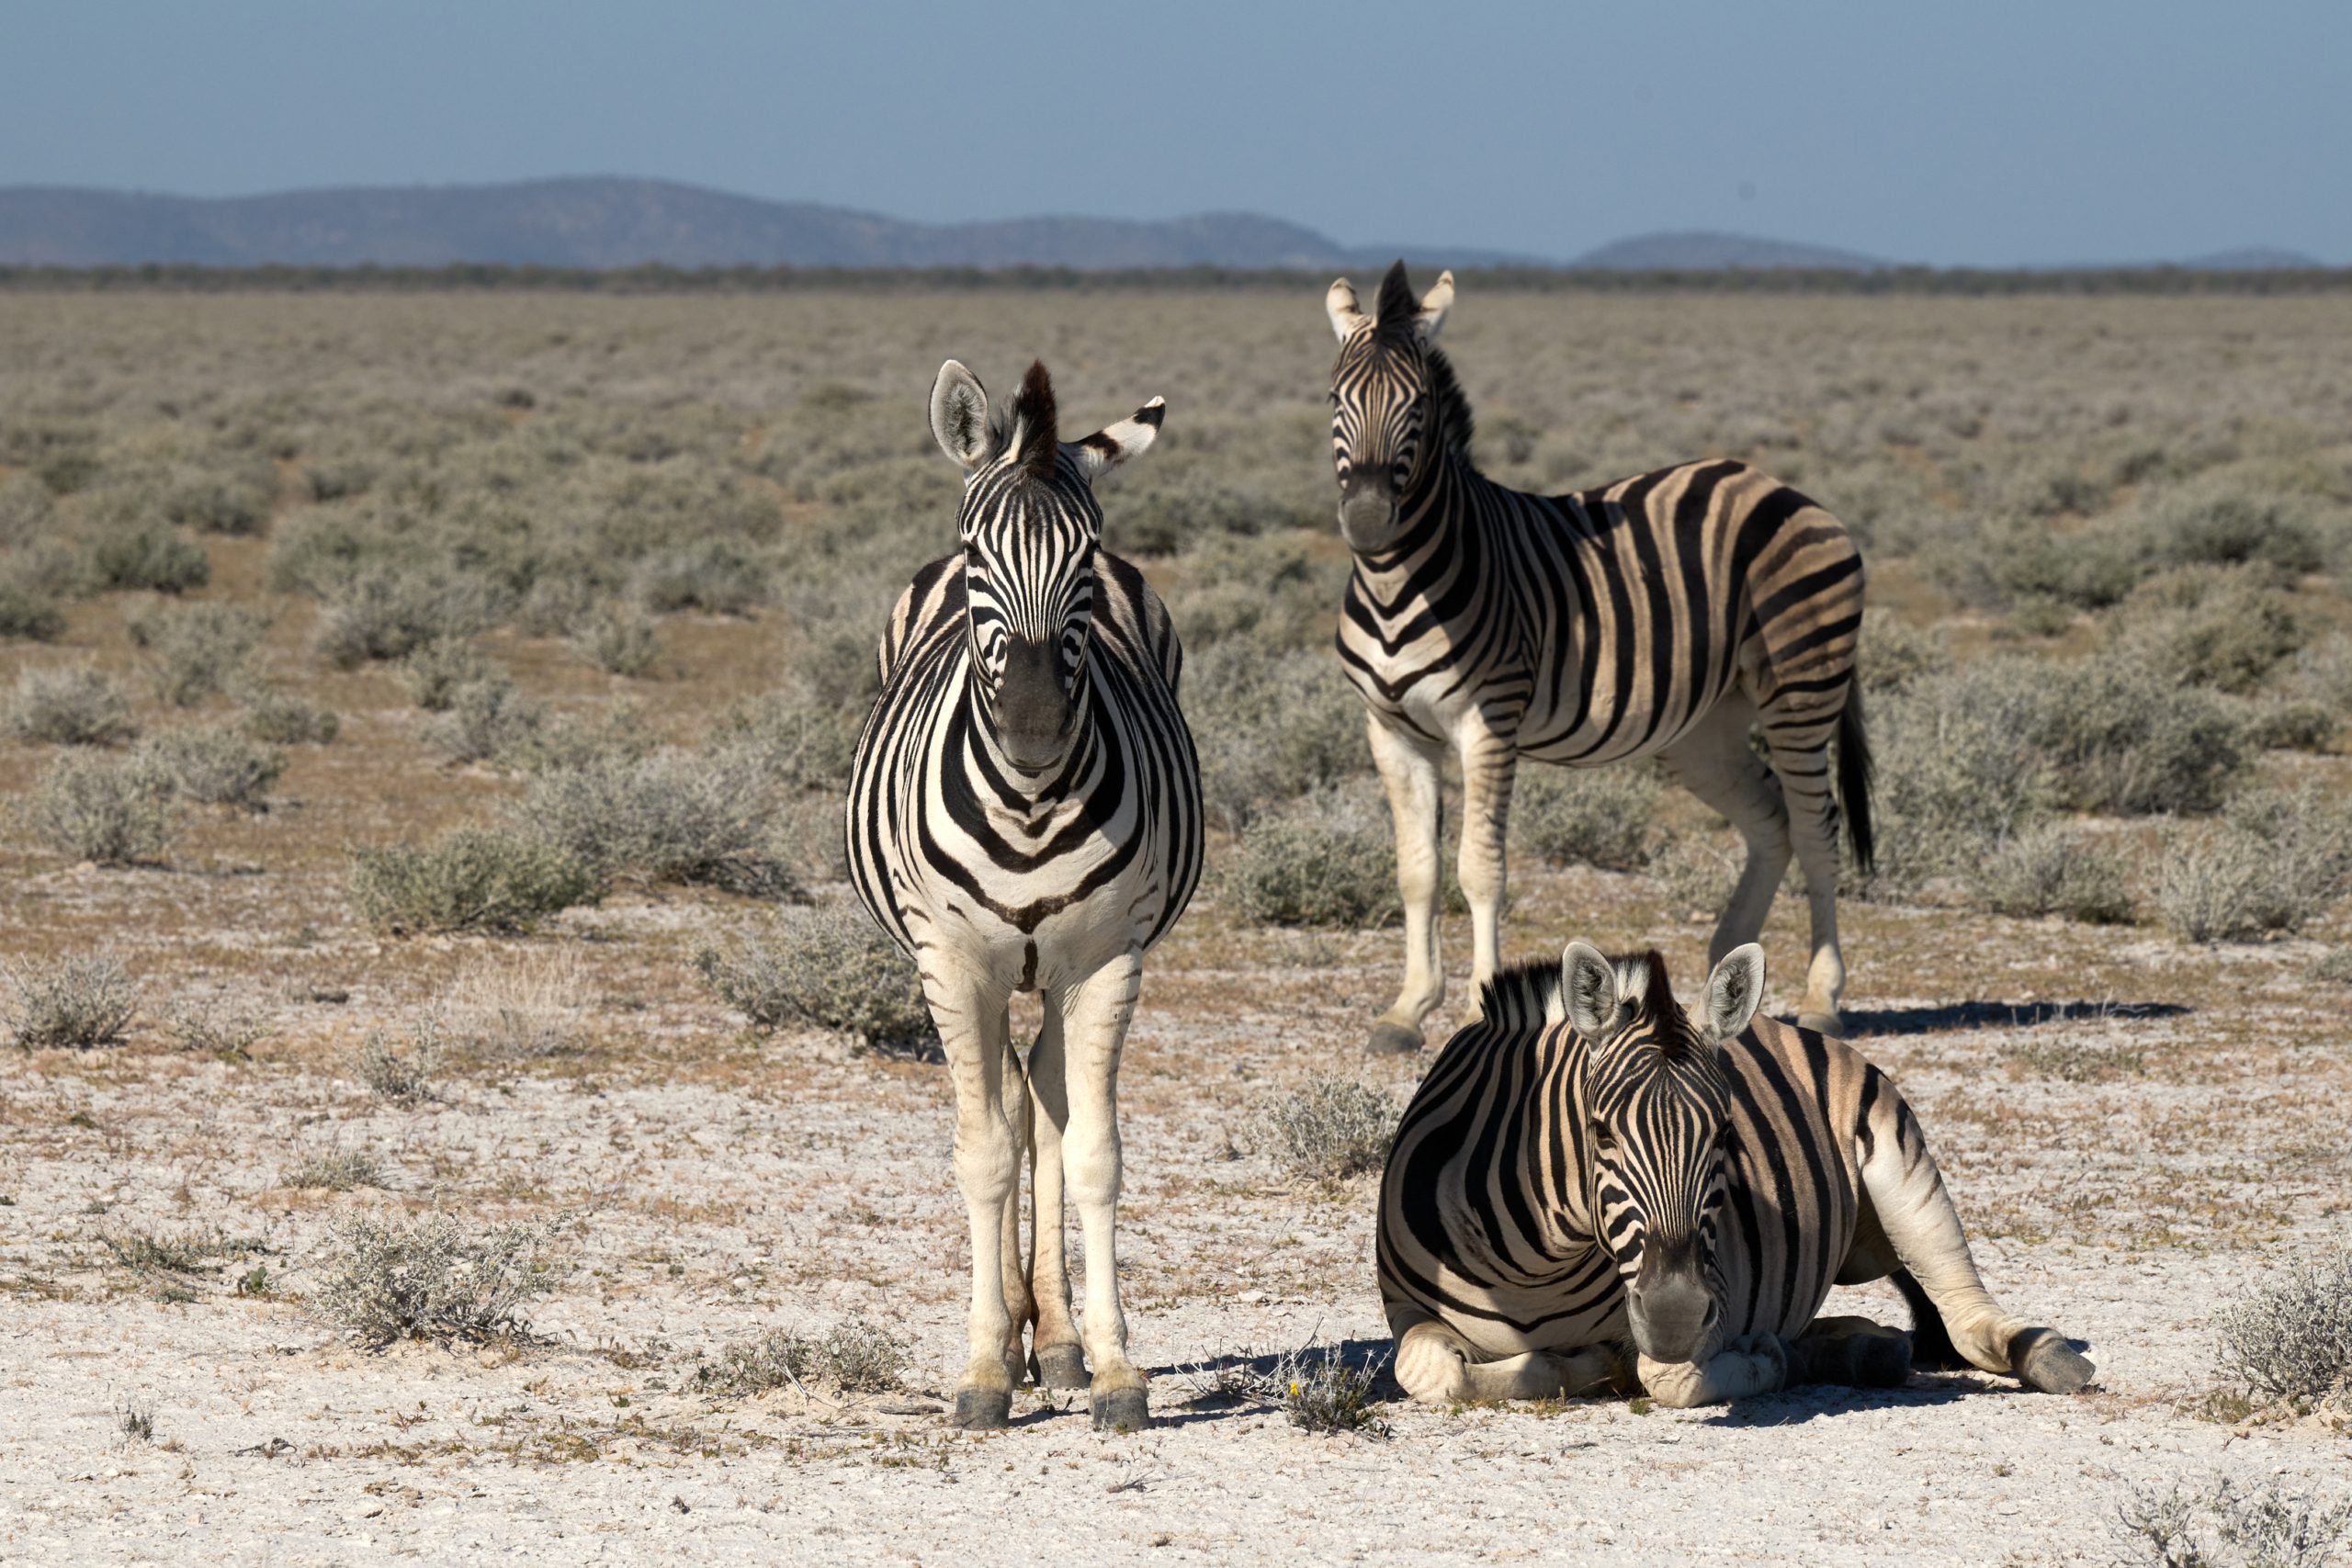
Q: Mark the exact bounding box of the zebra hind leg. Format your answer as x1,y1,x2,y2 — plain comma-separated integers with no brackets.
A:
1759,701,1852,1035
1023,998,1088,1390
1787,1315,1911,1390
1657,696,1791,967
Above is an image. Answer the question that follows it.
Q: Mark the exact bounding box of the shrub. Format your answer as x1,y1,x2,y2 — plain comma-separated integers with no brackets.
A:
2109,567,2306,695
2312,948,2352,987
6,664,137,745
1272,1345,1392,1437
2158,789,2352,943
1651,831,1744,918
567,604,660,677
311,1212,572,1348
452,949,586,1061
2117,1474,2349,1568
1854,610,1950,694
356,1024,438,1105
84,523,209,594
1513,764,1659,871
517,747,793,897
314,569,502,668
349,828,602,935
693,1317,912,1398
691,903,935,1055
288,1151,385,1191
17,750,179,863
128,601,270,707
398,637,494,710
706,688,864,796
2244,698,2337,754
1228,789,1399,928
1186,643,1367,832
2132,478,2330,576
2155,829,2277,944
1256,1077,1397,1182
163,463,276,536
136,724,287,811
165,997,274,1058
2030,654,2248,815
1971,824,2134,924
421,677,546,765
631,539,773,615
0,583,67,641
2211,1247,2352,1407
3,953,138,1048
238,686,340,745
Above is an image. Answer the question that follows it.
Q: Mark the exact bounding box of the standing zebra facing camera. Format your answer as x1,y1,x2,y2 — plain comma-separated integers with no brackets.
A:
1325,262,1873,1050
845,360,1203,1432
1377,942,2094,1407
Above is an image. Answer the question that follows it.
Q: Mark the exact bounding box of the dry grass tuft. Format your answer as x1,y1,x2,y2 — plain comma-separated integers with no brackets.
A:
311,1211,574,1349
692,904,935,1055
4,953,139,1049
1255,1077,1397,1183
691,1317,912,1398
2117,1473,2349,1568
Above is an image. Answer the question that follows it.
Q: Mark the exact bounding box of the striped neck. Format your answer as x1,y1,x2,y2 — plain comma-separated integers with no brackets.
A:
1348,446,1476,588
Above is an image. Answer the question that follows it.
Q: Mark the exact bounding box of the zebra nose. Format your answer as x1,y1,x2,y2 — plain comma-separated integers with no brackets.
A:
994,637,1072,766
1338,487,1397,548
1627,1252,1713,1364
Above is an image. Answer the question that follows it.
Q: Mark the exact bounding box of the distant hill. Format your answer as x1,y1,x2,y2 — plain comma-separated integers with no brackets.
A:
2179,246,2324,271
0,178,1361,270
1570,231,1895,271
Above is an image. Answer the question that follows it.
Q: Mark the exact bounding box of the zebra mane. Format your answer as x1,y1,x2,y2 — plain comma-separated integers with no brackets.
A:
1476,961,1566,1033
1000,359,1059,481
1615,949,1707,1064
1424,348,1479,468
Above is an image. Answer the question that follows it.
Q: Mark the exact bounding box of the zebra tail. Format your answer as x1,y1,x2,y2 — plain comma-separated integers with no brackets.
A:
1891,1267,1966,1371
1837,687,1876,876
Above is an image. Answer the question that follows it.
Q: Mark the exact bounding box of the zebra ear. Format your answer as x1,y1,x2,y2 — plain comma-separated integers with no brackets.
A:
1702,944,1767,1043
929,360,997,471
1562,941,1619,1036
1414,270,1455,344
1327,277,1369,342
1068,397,1166,485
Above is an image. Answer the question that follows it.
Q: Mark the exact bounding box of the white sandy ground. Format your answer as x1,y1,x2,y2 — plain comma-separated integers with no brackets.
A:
5,878,2351,1565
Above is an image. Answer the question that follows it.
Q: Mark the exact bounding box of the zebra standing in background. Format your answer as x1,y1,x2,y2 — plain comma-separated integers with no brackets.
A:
1377,941,2095,1406
846,360,1202,1431
1325,263,1873,1050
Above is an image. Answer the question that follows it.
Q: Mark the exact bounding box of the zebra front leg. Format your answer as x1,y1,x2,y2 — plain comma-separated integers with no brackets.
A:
1453,717,1518,1004
1056,949,1149,1430
1637,1334,1790,1408
1787,1315,1911,1390
1854,1074,2095,1394
925,964,1025,1429
1395,1315,1624,1404
1367,715,1446,1055
1023,996,1087,1390
997,1022,1036,1379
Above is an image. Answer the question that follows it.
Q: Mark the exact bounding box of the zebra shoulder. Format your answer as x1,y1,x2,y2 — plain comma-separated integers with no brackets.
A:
1096,550,1184,692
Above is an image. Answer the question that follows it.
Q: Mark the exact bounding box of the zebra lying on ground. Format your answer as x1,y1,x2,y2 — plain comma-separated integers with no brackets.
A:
846,360,1203,1431
1376,941,2094,1407
1325,262,1872,1050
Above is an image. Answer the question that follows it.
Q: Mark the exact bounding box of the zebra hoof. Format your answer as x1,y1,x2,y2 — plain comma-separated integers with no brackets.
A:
1852,1332,1912,1390
1796,1010,1846,1039
951,1388,1012,1430
1367,1021,1423,1056
2010,1327,2095,1394
1032,1343,1090,1390
1091,1386,1149,1433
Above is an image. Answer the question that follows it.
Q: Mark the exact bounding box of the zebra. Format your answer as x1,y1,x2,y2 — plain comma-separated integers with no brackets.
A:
1376,940,2095,1407
1325,261,1873,1051
845,358,1203,1431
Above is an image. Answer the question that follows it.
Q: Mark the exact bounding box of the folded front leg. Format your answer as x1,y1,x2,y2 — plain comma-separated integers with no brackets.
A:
1638,1333,1789,1408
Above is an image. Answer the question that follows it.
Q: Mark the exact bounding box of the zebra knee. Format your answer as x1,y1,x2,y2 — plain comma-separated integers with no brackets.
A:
1393,1322,1474,1403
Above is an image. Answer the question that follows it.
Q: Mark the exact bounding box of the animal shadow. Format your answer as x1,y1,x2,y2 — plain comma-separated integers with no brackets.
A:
1829,999,2188,1039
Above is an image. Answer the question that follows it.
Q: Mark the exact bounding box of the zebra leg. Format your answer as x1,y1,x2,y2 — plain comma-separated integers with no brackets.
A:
1759,695,1851,1034
1637,1334,1790,1408
1787,1315,1911,1389
925,964,1025,1428
1453,717,1519,1003
998,1024,1036,1378
1394,1314,1623,1404
1023,997,1088,1390
1057,950,1151,1430
1366,715,1447,1055
1657,696,1791,963
1854,1079,2096,1394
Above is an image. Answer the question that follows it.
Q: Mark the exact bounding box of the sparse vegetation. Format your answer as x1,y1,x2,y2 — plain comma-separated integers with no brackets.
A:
692,1317,912,1398
135,723,286,811
164,997,274,1058
3,953,139,1049
1973,824,2135,924
348,828,602,935
128,602,268,706
6,664,137,745
2211,1247,2352,1409
286,1151,385,1191
311,1211,573,1348
1512,763,1661,872
356,1022,440,1105
691,903,934,1055
1256,1076,1397,1183
17,749,179,863
518,747,796,897
2117,1474,2350,1568
1228,788,1400,928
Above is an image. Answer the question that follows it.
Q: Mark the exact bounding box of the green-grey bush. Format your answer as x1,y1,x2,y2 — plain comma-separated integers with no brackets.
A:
691,903,935,1055
2117,1475,2350,1568
1257,1077,1398,1183
693,1318,912,1397
348,828,602,935
17,750,178,864
3,952,138,1049
1186,643,1368,832
6,664,137,745
2154,792,2352,943
82,522,209,594
397,637,494,710
567,604,661,677
517,747,794,897
311,1212,572,1348
421,677,546,766
136,723,287,812
314,568,505,668
238,685,340,745
129,602,270,707
1512,764,1660,872
162,461,276,536
2107,566,2305,694
1228,789,1400,929
0,583,67,641
1971,824,2134,924
2211,1246,2352,1407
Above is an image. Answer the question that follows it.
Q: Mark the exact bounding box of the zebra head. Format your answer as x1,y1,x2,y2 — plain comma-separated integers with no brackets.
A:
928,358,1165,774
1324,259,1454,553
1561,940,1768,1367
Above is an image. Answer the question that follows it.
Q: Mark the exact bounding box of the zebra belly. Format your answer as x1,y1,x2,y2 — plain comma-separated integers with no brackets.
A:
908,873,1172,995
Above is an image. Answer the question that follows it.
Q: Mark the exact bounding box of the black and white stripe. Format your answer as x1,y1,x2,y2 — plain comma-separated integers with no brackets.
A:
1376,942,2095,1406
845,359,1201,1432
1326,262,1874,1049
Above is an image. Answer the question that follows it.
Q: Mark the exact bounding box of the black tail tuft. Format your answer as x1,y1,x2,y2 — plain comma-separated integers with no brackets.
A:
1892,1267,1965,1371
1837,687,1876,877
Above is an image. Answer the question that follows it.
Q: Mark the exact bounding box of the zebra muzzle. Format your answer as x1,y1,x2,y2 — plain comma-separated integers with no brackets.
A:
1338,490,1398,551
992,636,1076,770
1626,1260,1715,1365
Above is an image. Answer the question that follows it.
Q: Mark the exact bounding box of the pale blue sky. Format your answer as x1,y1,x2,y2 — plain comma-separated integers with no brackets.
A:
4,0,2346,265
